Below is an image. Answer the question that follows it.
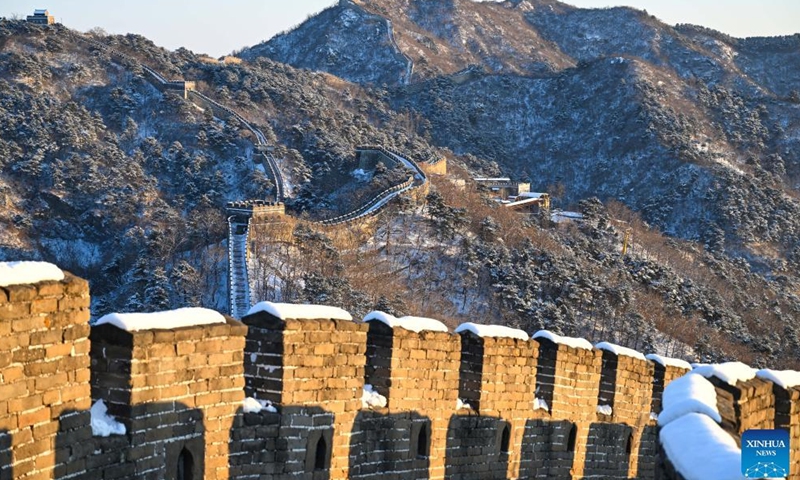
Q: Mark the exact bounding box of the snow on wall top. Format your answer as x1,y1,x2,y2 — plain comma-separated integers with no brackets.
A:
645,354,692,370
658,373,721,426
532,330,593,350
659,412,744,480
246,301,353,321
94,308,226,331
692,361,756,387
455,322,529,341
0,261,64,287
756,369,800,389
594,341,646,360
363,311,448,333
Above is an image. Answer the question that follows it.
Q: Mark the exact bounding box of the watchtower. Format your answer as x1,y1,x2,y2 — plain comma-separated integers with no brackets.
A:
26,9,54,25
225,201,286,318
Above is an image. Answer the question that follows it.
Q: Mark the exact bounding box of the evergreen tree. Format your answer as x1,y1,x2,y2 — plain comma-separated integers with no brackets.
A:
125,292,145,313
426,191,467,240
144,267,171,311
130,254,149,299
171,260,200,307
374,295,401,316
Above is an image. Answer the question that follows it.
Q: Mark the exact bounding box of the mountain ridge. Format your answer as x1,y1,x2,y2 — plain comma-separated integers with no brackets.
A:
247,0,800,254
3,10,800,368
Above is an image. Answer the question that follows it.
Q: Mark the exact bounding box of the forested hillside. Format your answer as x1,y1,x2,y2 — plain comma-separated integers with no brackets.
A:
0,20,433,313
2,0,800,369
253,0,800,266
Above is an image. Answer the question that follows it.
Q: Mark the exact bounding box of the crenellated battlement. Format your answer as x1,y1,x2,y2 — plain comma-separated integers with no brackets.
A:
0,270,798,479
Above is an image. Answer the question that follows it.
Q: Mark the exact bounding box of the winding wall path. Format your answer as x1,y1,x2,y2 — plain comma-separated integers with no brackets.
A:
69,31,438,316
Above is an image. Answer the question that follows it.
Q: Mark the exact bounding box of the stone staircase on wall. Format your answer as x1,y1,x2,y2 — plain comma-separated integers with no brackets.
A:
228,218,251,319
65,30,441,318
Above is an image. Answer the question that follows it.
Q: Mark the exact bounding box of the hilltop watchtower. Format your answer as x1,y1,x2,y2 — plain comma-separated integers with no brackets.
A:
225,200,286,319
26,9,54,25
226,200,285,226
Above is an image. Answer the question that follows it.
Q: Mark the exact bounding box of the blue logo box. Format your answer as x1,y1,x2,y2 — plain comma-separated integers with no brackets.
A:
742,429,790,478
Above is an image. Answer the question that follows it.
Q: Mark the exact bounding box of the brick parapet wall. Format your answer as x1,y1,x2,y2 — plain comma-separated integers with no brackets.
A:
532,338,601,479
0,273,91,480
90,317,246,480
349,410,432,479
4,268,799,480
364,322,459,479
639,360,690,480
472,334,537,478
419,158,447,176
650,364,691,414
710,376,775,444
444,415,511,479
606,355,654,425
772,385,800,479
242,311,367,479
597,353,655,479
545,342,601,422
738,377,775,433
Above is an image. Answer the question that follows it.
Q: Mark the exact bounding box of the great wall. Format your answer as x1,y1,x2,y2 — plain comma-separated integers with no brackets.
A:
62,26,446,321
0,270,798,479
6,22,800,480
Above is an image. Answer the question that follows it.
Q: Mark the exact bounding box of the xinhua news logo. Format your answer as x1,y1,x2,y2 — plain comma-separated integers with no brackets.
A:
742,429,789,478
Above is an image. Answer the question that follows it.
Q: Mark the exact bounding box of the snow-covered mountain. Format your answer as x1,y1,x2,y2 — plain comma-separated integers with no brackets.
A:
248,0,800,265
